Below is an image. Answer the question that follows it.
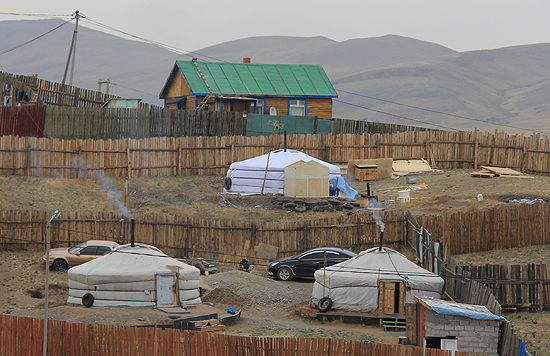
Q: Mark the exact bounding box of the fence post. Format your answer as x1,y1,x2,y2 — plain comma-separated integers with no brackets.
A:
177,147,182,176
26,145,31,176
324,145,330,162
126,140,132,178
77,147,82,178
522,144,527,173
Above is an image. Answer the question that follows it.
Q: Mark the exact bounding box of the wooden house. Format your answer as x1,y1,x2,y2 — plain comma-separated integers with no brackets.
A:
159,59,337,118
284,160,330,198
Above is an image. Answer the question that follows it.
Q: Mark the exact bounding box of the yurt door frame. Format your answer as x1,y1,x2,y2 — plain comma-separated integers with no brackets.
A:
377,279,405,315
155,272,177,308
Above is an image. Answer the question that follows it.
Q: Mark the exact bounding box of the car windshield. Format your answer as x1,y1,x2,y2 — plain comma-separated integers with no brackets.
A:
68,242,87,254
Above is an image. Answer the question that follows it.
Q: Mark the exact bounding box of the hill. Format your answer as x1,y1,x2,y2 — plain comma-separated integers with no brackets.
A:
1,19,549,132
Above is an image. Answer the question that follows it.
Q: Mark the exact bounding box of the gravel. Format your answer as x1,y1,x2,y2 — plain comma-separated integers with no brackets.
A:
205,271,313,307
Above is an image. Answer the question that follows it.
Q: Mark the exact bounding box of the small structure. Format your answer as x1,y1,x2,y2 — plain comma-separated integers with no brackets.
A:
159,59,337,117
284,160,329,197
67,243,201,308
103,98,142,109
311,247,444,314
354,164,379,181
415,296,504,356
224,149,340,195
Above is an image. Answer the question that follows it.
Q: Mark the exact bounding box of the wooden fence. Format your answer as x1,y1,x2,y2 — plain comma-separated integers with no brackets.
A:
0,209,408,262
0,106,46,137
1,71,160,109
1,128,550,178
461,262,550,312
44,106,247,139
0,315,488,356
417,203,550,255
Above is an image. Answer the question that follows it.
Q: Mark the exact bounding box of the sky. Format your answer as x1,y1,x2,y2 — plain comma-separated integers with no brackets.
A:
1,0,550,53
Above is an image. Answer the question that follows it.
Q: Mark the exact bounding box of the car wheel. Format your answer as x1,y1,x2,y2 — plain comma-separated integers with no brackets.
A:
82,293,94,308
52,259,68,271
277,267,292,281
318,297,332,312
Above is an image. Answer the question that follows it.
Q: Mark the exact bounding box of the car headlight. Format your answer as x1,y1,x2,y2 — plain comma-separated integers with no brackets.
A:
270,262,279,267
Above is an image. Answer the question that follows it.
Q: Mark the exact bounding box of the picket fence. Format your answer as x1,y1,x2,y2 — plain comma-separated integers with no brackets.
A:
0,315,489,356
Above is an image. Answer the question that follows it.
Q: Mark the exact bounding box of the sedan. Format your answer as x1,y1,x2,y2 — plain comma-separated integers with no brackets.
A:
268,247,357,281
44,240,119,271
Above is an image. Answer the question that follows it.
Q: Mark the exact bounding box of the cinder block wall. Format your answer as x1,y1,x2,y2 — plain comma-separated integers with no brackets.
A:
423,309,500,356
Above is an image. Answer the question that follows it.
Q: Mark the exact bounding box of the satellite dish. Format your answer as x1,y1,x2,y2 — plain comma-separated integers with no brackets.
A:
269,106,277,116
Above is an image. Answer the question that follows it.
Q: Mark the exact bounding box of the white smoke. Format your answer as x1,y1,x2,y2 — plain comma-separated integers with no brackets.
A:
368,198,385,232
72,156,133,219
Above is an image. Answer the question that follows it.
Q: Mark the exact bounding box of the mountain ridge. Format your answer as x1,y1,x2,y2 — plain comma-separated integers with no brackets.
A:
1,19,549,133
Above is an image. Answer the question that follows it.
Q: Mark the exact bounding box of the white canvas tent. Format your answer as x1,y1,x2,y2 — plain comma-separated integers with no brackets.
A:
224,149,341,195
67,244,201,308
312,247,444,313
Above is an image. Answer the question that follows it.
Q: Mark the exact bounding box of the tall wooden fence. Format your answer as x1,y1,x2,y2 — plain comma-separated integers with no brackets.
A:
417,203,550,255
461,262,550,312
1,71,161,109
0,210,408,262
0,315,488,356
1,129,550,178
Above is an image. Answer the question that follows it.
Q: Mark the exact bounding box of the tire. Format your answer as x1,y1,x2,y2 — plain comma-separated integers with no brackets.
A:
52,259,68,272
224,177,232,190
318,297,332,312
276,267,292,281
82,293,94,308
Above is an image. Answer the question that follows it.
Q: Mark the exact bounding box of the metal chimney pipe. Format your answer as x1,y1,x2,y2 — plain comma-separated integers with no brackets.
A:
367,182,371,197
379,230,384,251
131,218,135,247
284,131,287,152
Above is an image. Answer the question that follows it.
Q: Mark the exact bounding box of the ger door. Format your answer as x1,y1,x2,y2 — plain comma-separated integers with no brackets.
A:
155,272,177,308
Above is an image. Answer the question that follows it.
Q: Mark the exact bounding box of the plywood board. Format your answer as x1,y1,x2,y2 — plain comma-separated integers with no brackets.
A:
471,170,497,178
348,158,393,179
480,166,523,176
284,160,329,197
393,159,432,172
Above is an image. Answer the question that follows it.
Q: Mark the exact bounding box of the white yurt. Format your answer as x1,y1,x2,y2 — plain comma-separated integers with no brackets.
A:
224,149,341,195
312,247,444,313
67,244,201,308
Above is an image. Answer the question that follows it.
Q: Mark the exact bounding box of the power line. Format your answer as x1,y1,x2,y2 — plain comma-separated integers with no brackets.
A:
81,17,228,63
334,99,460,131
0,12,73,17
336,88,550,135
0,17,73,57
110,82,158,97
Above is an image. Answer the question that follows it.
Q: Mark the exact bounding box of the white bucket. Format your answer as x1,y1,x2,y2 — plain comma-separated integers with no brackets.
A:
398,190,410,203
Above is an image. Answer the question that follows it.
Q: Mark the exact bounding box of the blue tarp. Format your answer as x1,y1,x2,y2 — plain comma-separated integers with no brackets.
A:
329,176,358,199
419,297,505,321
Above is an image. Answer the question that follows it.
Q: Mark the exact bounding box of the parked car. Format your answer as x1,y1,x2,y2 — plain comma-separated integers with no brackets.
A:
179,258,219,275
44,240,119,271
268,247,357,281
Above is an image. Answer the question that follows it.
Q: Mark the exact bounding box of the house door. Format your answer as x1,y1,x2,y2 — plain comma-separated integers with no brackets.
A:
156,273,177,308
378,281,404,315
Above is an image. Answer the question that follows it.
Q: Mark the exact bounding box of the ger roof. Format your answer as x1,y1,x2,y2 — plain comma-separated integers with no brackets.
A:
160,61,337,98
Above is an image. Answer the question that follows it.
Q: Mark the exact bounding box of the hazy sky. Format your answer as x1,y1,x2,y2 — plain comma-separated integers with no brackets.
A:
1,0,549,53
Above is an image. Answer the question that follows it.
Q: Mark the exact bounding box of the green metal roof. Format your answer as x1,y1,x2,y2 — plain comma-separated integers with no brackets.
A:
175,61,337,97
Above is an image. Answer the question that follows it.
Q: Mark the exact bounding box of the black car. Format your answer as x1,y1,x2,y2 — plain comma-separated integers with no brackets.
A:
268,247,357,281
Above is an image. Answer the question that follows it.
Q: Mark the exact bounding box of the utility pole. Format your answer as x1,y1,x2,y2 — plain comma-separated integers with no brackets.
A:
43,210,60,356
98,79,111,94
62,10,83,87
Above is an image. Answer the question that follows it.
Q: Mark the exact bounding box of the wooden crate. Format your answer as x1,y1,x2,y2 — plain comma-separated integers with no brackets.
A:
354,164,379,181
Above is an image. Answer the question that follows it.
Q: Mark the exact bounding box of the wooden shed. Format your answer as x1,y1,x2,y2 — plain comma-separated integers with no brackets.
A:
159,59,337,118
284,160,329,198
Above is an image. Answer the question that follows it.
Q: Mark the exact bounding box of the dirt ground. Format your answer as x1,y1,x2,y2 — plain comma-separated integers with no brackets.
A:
1,168,549,220
1,168,550,345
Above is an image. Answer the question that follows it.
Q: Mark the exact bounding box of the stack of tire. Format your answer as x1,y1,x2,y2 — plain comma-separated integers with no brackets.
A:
271,198,360,213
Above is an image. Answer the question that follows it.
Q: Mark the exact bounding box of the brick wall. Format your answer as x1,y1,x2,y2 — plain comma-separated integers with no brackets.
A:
423,308,500,356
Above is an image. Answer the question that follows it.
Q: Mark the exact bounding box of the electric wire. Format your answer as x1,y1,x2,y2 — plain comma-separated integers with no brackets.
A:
82,17,228,63
334,99,460,131
110,82,158,97
336,88,550,135
0,17,73,57
0,12,73,17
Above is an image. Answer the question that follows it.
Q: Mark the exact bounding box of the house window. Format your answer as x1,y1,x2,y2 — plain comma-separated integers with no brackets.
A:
289,99,306,116
255,99,265,114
